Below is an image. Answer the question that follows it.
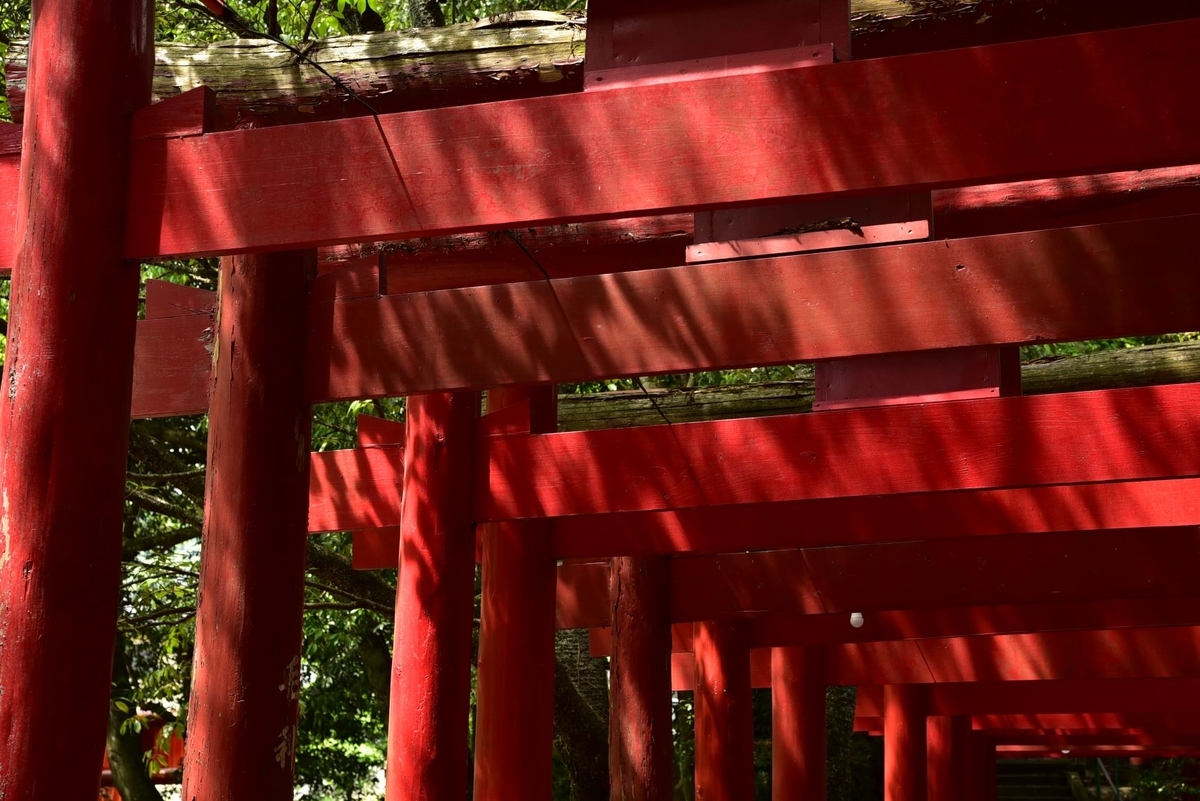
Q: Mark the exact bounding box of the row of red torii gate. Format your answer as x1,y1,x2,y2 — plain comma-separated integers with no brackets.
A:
2,0,1200,799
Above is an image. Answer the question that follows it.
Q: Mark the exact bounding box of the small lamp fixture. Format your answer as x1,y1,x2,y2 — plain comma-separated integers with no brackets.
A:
849,612,864,629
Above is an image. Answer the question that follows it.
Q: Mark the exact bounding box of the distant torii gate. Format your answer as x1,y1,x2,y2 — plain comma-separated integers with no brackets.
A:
3,1,1200,801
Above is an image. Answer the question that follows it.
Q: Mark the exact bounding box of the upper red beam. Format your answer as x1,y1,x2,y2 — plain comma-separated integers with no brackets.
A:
120,20,1200,258
308,213,1200,399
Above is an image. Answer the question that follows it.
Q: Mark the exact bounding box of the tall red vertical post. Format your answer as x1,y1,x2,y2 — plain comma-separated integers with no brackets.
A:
884,685,927,801
694,620,754,801
771,646,826,801
609,555,673,801
387,390,480,800
183,251,316,800
0,2,153,798
927,715,971,801
474,386,557,801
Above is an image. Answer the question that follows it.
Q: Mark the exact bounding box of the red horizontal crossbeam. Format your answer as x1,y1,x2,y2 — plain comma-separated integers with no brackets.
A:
859,679,1200,717
308,213,1200,399
133,213,1200,416
119,20,1200,258
587,596,1200,653
480,382,1200,519
667,626,1200,690
556,528,1200,629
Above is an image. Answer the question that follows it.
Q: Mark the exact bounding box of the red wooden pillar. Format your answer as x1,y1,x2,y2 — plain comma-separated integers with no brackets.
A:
927,715,971,801
610,555,673,801
0,2,153,798
884,685,927,801
473,386,557,801
968,735,997,801
694,620,754,801
387,391,480,800
183,251,316,800
771,646,826,801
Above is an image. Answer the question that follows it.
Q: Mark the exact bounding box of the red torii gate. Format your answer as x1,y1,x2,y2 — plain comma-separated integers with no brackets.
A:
3,2,1200,801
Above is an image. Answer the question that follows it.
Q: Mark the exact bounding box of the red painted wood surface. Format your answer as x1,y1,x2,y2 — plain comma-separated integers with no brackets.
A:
686,220,928,263
590,596,1200,661
481,382,1200,520
322,471,1200,566
884,686,927,801
307,446,404,532
927,716,970,801
559,528,1200,627
934,164,1200,239
609,556,673,801
128,208,1200,417
693,621,754,801
386,392,479,801
130,85,215,141
856,679,1200,717
770,647,825,801
183,251,315,800
550,475,1200,558
121,20,1200,258
474,387,556,801
585,0,839,74
0,3,153,799
586,45,832,93
666,626,1200,690
311,214,1200,399
131,280,215,418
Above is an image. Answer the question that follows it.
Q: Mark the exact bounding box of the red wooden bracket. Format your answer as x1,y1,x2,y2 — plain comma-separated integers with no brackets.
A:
130,86,216,141
143,279,216,319
686,219,928,263
585,45,832,92
356,413,405,447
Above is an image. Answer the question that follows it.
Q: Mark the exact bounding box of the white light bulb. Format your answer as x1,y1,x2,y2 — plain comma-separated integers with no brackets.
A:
1061,749,1070,755
850,612,864,629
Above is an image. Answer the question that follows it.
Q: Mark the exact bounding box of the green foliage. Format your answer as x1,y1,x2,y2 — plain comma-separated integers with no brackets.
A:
1131,759,1200,800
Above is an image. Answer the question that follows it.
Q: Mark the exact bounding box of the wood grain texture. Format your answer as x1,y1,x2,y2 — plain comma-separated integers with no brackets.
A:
308,214,1200,399
0,3,153,799
125,20,1200,258
183,251,314,801
480,382,1200,519
307,446,403,532
386,391,479,800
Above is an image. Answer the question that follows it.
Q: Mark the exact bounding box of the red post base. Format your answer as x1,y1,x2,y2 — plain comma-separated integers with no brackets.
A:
694,620,754,801
928,715,971,801
884,685,927,801
0,2,152,798
387,392,479,800
474,386,557,801
771,646,826,801
184,251,316,800
610,556,673,801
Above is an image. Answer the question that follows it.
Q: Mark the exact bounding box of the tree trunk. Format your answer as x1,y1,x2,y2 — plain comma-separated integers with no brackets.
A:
554,629,610,801
825,686,857,801
408,0,445,27
108,634,165,801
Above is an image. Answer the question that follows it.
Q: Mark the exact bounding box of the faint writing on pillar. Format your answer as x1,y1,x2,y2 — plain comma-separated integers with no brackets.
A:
278,655,301,702
275,724,298,769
